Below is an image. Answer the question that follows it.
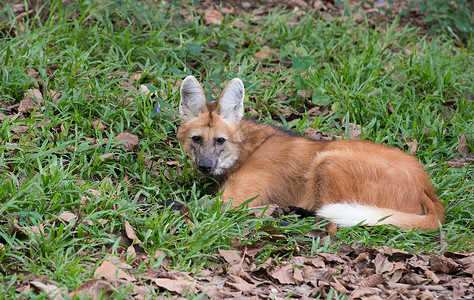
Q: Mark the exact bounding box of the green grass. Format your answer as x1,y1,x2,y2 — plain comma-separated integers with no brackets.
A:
0,0,473,298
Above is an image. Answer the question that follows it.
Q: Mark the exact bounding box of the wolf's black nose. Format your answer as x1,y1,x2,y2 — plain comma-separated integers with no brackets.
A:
198,165,212,173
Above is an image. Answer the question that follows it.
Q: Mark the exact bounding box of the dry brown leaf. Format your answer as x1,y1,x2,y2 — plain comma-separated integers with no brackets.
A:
227,263,255,284
407,254,429,271
351,288,380,298
220,249,242,265
94,260,136,282
407,139,418,155
19,97,39,114
374,253,394,274
35,119,52,128
124,220,142,244
205,10,221,25
290,256,325,268
46,89,62,101
424,269,440,284
100,153,115,160
12,125,30,133
254,46,272,60
30,281,65,300
458,134,469,154
109,256,133,270
329,277,347,293
348,123,361,140
299,265,318,286
358,273,385,287
292,267,305,285
316,252,346,264
115,132,139,151
140,84,151,96
58,211,77,223
131,72,144,82
270,264,296,284
68,279,117,298
150,277,197,294
258,225,287,243
430,255,458,273
28,88,43,100
225,274,256,294
23,224,45,237
88,188,101,196
456,255,474,275
126,245,137,259
92,120,106,130
452,278,466,299
386,102,395,114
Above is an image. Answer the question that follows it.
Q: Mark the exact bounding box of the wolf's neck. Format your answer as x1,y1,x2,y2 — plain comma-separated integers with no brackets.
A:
239,119,279,153
216,119,279,180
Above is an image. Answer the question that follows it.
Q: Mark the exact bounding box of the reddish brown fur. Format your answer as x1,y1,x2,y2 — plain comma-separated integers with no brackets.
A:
178,79,445,231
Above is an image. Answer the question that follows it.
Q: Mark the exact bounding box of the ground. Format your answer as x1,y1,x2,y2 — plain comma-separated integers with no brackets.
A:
0,0,473,299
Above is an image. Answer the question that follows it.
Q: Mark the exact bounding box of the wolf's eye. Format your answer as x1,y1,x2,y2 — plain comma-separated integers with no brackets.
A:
192,135,202,143
215,137,226,145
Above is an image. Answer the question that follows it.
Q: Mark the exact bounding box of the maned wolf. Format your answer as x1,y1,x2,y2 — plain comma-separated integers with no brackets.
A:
177,76,445,230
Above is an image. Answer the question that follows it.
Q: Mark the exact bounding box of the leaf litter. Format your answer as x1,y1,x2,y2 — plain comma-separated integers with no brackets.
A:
23,209,473,299
2,0,473,299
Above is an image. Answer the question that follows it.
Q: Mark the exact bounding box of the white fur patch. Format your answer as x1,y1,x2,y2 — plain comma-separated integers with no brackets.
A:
317,203,423,227
213,153,239,175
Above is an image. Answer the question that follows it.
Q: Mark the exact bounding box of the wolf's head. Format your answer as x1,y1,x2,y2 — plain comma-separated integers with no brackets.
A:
177,76,245,176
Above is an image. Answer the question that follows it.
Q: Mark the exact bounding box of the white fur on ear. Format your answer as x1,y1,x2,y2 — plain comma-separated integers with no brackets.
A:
218,78,244,123
179,76,206,122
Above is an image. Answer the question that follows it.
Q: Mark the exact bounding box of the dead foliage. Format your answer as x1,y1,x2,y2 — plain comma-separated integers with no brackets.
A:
6,206,472,299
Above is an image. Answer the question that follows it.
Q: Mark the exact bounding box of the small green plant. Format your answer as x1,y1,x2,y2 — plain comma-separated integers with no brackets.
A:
417,0,474,41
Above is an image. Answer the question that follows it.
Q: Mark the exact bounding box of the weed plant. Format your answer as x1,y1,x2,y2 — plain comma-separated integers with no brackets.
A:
0,0,472,298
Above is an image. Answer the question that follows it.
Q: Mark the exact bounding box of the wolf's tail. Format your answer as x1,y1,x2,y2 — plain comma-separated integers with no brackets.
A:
317,193,443,231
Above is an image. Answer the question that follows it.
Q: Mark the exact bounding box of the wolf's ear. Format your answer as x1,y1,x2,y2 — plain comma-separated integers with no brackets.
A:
218,78,244,123
180,76,207,122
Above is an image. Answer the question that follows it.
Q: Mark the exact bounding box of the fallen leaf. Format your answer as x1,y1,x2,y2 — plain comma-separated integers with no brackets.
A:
348,123,361,140
254,46,272,59
115,132,139,151
290,256,325,268
35,119,52,128
358,273,385,287
100,153,115,160
69,279,117,298
140,84,151,96
131,72,145,82
458,134,469,154
407,139,418,155
374,253,394,274
150,277,197,294
430,255,458,273
28,88,43,100
58,211,77,223
126,245,137,259
12,125,30,133
220,249,242,265
452,278,466,299
225,274,256,294
205,10,221,25
456,255,474,275
94,260,136,282
270,264,296,284
92,120,106,130
386,103,395,114
30,281,65,300
23,224,45,237
46,89,62,101
124,220,142,244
